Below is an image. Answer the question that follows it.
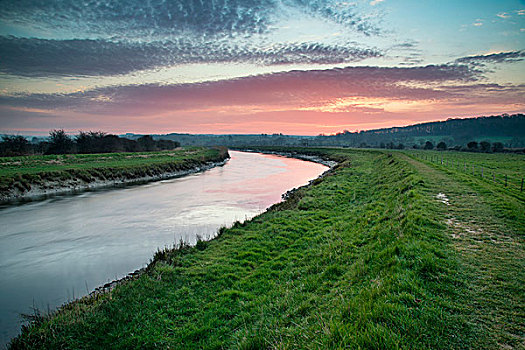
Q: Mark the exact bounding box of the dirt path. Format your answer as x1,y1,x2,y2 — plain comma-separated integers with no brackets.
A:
398,153,524,349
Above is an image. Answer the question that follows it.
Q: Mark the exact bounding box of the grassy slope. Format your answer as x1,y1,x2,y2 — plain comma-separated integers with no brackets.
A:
10,149,524,349
0,147,229,195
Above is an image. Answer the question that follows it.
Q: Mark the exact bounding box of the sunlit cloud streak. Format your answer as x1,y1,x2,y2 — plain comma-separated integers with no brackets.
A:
0,63,483,110
1,60,523,135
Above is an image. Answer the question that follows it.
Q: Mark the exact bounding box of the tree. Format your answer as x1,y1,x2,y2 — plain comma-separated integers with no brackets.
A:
157,139,180,150
137,135,157,152
76,131,107,153
424,141,434,150
101,135,124,153
467,141,478,151
46,129,74,154
492,142,504,152
436,141,447,150
0,135,32,156
480,141,491,152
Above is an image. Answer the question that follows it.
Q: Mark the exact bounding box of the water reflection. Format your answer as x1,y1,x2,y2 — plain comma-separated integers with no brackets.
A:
0,151,327,346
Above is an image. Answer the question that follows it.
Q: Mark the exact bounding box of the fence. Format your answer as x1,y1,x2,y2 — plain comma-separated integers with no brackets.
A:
414,152,524,192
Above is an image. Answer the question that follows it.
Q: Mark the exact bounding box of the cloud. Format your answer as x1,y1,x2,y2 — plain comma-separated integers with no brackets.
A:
0,0,276,38
473,19,483,26
1,63,523,134
0,36,383,77
388,41,424,66
496,12,510,19
456,50,525,65
370,0,385,6
0,0,379,39
0,0,385,77
290,0,381,35
0,63,484,113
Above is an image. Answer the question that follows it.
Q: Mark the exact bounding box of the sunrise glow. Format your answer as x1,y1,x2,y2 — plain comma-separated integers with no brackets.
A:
0,0,524,135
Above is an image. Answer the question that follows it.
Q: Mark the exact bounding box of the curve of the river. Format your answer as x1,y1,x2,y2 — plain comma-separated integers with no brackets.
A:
0,151,328,346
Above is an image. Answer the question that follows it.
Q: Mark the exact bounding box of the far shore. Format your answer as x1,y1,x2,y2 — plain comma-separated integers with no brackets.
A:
0,147,230,204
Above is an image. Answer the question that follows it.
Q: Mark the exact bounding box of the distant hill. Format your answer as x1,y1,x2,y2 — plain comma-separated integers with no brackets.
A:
123,113,525,149
316,113,525,148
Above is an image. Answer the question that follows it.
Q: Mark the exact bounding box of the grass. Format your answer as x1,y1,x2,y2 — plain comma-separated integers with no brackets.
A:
0,147,229,197
406,149,525,196
9,148,524,349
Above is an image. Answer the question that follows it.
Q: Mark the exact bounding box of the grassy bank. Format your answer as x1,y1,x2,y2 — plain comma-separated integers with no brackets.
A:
10,148,524,349
0,147,229,201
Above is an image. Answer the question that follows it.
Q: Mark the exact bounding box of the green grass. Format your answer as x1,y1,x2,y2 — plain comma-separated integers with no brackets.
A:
9,148,524,349
398,152,524,348
0,147,229,195
406,149,525,195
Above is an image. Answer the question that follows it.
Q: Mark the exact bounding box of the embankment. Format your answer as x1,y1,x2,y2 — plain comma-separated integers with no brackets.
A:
0,147,229,203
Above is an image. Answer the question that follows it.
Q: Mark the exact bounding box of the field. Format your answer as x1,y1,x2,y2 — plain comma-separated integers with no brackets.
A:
0,147,229,196
10,148,524,349
406,150,525,192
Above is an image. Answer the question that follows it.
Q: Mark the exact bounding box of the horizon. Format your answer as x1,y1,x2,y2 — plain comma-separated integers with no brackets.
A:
1,0,525,135
4,113,523,138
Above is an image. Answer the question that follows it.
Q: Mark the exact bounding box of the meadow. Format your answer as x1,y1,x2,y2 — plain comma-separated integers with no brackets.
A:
9,148,524,349
406,149,525,194
0,147,229,197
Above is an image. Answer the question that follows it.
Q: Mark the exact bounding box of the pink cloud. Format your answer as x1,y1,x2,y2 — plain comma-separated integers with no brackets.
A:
1,65,523,135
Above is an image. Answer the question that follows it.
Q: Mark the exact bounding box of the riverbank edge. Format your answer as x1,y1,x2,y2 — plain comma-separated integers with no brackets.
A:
0,150,230,204
8,149,339,345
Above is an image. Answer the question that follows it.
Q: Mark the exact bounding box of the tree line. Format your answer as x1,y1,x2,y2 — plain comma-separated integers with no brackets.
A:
123,113,524,149
316,114,525,149
0,130,180,156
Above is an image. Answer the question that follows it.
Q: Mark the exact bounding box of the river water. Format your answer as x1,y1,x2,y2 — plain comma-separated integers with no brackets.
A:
0,151,328,346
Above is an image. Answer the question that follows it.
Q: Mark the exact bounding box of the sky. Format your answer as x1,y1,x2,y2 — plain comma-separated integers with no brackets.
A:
0,0,524,136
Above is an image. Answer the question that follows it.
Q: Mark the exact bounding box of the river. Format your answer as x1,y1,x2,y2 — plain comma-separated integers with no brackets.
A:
0,151,328,346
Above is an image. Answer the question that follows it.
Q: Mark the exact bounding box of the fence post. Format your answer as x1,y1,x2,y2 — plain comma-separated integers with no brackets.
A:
505,175,508,187
473,165,475,176
521,178,523,192
492,173,495,182
481,167,483,178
